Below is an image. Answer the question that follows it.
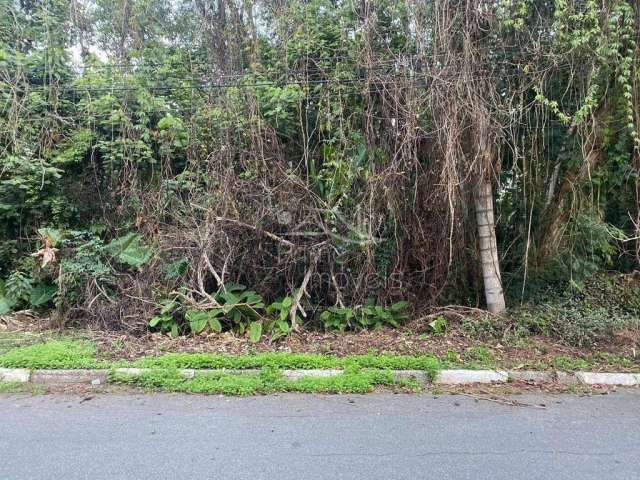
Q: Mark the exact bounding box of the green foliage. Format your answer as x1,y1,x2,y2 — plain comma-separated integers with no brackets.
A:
149,299,181,337
184,308,222,335
110,367,407,395
321,301,409,331
162,258,189,280
29,283,57,307
213,284,265,333
152,287,299,342
463,347,495,368
105,233,154,268
428,316,448,336
133,352,441,380
0,340,100,369
511,273,640,346
265,296,295,340
0,381,29,393
5,271,33,304
0,280,12,314
182,284,266,339
0,271,57,311
1,0,639,334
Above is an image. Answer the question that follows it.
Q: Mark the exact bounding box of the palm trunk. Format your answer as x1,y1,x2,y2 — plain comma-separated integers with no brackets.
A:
475,178,506,314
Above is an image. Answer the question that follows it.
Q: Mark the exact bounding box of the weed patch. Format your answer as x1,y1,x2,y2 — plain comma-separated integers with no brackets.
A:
109,367,412,395
132,352,441,380
510,274,640,347
0,340,102,369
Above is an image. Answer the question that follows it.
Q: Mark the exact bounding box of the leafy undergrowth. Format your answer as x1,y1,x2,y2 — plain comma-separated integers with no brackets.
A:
509,273,640,347
110,368,420,395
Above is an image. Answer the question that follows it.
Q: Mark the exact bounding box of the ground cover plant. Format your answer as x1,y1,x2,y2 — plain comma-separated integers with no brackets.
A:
108,367,419,395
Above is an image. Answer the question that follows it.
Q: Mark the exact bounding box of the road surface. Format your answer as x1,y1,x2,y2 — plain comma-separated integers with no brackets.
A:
1,391,639,479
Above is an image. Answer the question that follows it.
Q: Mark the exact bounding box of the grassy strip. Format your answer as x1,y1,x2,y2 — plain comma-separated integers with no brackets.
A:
110,367,420,395
0,340,105,369
133,352,441,377
0,341,440,377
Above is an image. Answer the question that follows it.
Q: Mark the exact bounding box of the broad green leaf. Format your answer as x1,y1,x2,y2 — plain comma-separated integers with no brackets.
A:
163,258,189,280
107,233,154,268
208,317,222,332
29,283,57,307
160,300,177,315
223,283,245,293
186,309,208,333
220,291,240,305
249,321,262,343
276,320,290,334
170,324,179,337
149,316,162,327
390,301,409,312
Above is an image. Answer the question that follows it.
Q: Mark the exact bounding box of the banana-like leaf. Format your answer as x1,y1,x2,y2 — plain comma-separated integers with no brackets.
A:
249,321,262,343
29,283,57,307
107,233,154,268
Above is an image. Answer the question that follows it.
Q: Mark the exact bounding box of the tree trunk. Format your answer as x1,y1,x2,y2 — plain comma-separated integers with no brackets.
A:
475,178,506,314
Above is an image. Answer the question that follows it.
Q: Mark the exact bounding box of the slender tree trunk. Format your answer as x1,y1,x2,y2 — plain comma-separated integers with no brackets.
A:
475,178,506,314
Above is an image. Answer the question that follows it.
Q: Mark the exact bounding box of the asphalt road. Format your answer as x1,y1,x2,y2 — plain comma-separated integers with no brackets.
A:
1,391,639,480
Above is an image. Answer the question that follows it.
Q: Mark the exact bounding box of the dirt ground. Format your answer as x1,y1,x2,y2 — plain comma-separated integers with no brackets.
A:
79,325,639,371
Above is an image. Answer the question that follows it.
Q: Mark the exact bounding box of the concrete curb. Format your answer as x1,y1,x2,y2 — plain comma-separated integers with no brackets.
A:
31,369,109,385
1,368,639,386
0,368,31,383
435,369,509,385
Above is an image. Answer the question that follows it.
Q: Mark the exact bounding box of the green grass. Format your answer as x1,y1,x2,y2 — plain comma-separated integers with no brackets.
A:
109,367,419,395
132,352,441,378
0,340,103,369
461,346,496,368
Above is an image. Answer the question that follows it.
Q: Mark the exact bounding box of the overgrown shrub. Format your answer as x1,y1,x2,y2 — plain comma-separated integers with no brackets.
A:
512,274,640,346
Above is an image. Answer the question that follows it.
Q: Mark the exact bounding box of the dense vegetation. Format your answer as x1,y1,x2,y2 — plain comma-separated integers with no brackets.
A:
0,1,638,342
